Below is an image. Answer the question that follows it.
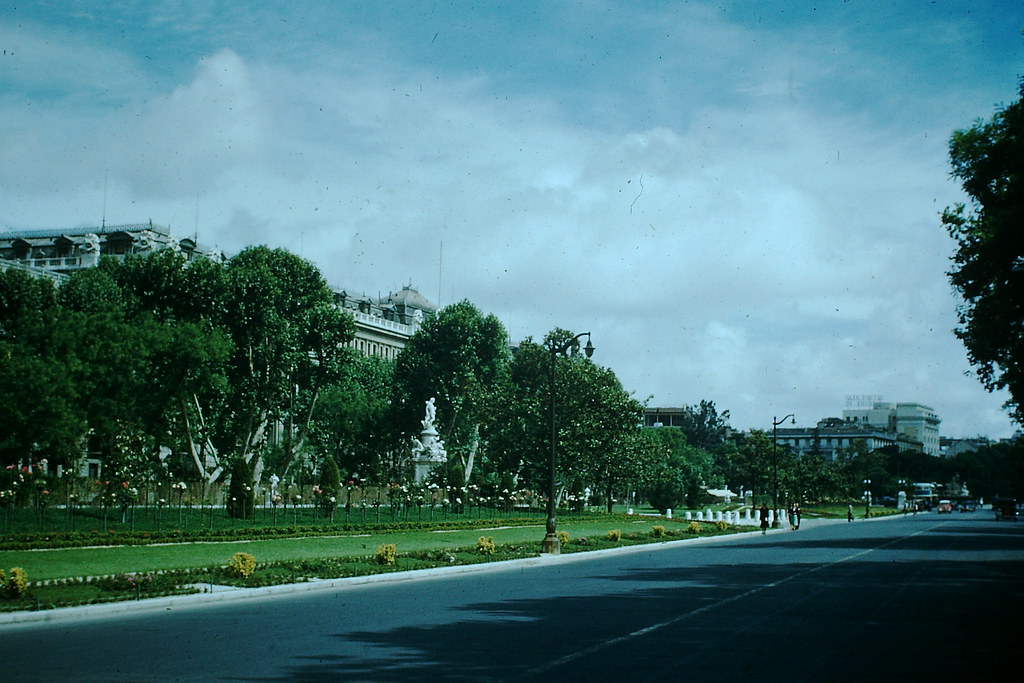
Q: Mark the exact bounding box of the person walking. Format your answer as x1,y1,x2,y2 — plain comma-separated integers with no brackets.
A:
788,503,798,530
847,504,854,522
795,503,801,530
760,504,770,535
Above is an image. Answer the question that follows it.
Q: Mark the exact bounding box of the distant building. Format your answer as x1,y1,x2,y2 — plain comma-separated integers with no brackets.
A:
842,402,941,456
334,285,437,360
643,407,689,428
773,417,924,462
0,222,223,273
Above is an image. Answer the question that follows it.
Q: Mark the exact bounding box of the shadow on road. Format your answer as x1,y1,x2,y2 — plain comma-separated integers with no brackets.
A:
240,522,1024,682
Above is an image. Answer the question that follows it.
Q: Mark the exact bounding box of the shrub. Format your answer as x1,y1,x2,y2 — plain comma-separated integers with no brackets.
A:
228,552,257,578
1,567,29,598
715,521,729,531
651,525,667,538
687,521,702,534
556,530,569,545
226,458,255,520
374,543,397,565
476,536,496,555
607,529,622,542
318,456,341,516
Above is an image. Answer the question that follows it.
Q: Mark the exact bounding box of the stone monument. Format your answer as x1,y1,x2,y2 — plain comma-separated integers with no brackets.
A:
411,397,447,483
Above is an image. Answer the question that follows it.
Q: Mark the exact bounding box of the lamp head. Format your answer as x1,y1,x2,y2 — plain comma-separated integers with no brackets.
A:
583,337,595,358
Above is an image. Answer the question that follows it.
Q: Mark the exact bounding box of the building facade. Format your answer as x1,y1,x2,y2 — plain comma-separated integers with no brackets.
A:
772,417,924,462
0,222,222,274
842,402,941,456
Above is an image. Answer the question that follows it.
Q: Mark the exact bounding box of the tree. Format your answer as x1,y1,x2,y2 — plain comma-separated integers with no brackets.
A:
214,246,354,482
676,400,731,451
943,81,1024,423
496,330,644,510
392,300,511,487
640,426,718,512
307,354,394,481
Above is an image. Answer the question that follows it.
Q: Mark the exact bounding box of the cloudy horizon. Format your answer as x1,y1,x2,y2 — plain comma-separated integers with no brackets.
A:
2,1,1021,439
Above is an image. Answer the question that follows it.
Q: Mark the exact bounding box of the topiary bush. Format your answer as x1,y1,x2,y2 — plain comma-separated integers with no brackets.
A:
687,521,702,534
226,457,255,519
651,525,667,538
228,552,257,578
374,543,397,565
0,567,28,598
607,529,622,542
476,536,496,555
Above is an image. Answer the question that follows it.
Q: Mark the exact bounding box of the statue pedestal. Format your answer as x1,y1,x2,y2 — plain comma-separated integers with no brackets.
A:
411,424,446,484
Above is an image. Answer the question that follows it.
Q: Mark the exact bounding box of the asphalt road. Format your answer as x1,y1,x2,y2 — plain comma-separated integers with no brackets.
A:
3,512,1022,682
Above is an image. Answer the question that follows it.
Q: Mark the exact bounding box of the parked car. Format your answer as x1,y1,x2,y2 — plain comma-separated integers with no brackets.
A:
993,497,1019,521
937,500,954,513
958,500,978,512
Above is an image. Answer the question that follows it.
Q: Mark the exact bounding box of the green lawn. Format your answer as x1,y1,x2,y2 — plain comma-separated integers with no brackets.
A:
1,516,681,581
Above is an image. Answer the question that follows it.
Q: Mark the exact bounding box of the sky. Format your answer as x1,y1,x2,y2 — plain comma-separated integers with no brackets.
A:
1,1,1022,440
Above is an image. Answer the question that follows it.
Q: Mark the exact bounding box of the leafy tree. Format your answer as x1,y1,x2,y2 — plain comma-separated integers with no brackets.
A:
190,246,355,482
497,330,644,510
392,300,511,487
676,400,732,451
308,354,394,481
943,81,1024,424
641,427,715,512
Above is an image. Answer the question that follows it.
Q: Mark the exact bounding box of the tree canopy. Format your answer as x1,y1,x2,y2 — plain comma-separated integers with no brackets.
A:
943,80,1024,424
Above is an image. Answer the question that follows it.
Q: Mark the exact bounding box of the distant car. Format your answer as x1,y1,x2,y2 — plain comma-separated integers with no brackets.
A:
993,498,1019,521
937,500,953,513
958,500,977,512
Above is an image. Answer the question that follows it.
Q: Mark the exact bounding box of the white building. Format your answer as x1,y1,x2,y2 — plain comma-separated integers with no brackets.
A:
842,402,941,456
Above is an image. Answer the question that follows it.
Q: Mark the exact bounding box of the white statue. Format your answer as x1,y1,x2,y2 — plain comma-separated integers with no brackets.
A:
134,230,158,253
422,397,437,431
80,233,100,254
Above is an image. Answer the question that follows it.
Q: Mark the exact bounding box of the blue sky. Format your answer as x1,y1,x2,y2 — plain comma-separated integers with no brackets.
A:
2,1,1022,439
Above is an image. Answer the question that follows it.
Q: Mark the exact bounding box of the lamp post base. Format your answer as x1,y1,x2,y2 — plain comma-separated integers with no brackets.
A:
541,533,561,555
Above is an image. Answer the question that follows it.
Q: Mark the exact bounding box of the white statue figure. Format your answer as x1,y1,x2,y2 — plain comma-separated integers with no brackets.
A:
80,233,100,253
422,397,437,431
269,474,280,497
411,397,446,483
134,230,158,253
79,233,101,267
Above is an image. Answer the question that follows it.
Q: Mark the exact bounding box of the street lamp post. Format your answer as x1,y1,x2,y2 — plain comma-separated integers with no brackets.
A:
770,414,795,528
542,331,595,555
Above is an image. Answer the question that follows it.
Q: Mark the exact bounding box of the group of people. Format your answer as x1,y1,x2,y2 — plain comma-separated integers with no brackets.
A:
758,502,802,534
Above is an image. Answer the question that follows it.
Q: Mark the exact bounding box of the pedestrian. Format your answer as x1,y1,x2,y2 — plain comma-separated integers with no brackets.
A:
847,504,854,522
760,504,770,534
788,503,798,530
795,503,801,530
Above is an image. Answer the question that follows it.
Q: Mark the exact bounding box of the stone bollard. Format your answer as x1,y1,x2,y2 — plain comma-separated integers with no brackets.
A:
666,508,672,519
685,511,692,520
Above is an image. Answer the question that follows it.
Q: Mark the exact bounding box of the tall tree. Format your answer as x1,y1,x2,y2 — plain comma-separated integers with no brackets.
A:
943,81,1024,424
307,354,394,480
676,400,732,451
392,300,510,486
216,246,355,481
